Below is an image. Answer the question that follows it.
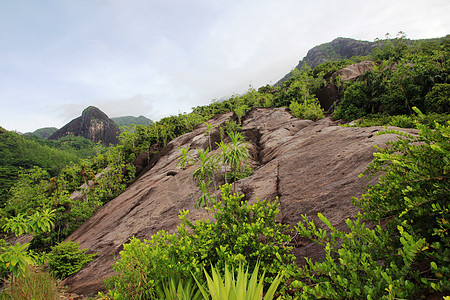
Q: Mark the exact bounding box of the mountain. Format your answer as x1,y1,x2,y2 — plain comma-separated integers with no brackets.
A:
111,115,153,127
277,37,377,84
26,127,58,139
48,106,120,145
62,108,416,296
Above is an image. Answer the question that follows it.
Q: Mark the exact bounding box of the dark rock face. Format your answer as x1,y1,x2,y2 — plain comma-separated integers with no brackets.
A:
317,84,339,112
63,108,416,296
48,106,119,145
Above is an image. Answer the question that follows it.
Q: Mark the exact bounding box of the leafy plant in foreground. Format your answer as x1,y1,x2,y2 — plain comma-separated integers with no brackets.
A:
226,131,250,191
177,146,195,170
353,108,450,294
155,274,202,300
193,263,284,300
294,214,426,299
192,148,220,208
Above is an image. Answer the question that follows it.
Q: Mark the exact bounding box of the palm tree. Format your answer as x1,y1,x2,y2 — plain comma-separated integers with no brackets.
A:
226,131,249,192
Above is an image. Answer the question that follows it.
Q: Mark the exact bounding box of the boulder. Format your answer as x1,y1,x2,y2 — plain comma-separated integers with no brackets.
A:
317,61,375,111
332,61,375,82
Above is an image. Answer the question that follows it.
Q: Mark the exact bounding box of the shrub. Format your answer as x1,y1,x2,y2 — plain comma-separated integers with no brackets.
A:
47,240,97,279
105,184,295,299
333,81,373,120
289,100,324,121
353,108,450,294
344,113,450,129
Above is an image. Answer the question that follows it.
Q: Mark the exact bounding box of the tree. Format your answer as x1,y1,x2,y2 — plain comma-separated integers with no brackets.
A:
0,209,55,279
226,131,249,192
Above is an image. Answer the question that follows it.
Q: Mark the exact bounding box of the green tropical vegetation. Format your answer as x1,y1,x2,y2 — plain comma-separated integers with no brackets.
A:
0,132,97,204
0,33,448,299
194,263,284,300
104,184,294,299
334,34,449,120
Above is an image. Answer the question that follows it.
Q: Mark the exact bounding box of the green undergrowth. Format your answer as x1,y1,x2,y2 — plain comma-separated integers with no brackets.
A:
343,112,450,128
104,184,296,299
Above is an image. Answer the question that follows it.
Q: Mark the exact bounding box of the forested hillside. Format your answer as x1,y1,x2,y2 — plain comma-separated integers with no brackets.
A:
112,115,153,127
0,34,448,299
0,130,96,205
26,127,58,139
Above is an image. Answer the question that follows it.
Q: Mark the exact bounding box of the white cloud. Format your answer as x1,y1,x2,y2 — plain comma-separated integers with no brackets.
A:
1,0,449,132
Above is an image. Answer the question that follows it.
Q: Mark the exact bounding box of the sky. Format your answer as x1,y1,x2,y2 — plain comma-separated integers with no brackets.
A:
1,0,449,133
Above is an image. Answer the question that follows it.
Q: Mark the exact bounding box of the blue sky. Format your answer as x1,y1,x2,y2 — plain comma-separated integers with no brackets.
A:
1,0,449,132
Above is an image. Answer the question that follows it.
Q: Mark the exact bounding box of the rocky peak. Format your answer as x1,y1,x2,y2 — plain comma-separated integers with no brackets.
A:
48,106,119,145
277,37,377,85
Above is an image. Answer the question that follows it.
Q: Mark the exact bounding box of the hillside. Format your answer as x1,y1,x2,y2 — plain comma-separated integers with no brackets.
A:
26,127,58,139
62,35,448,298
111,115,152,127
0,130,96,204
1,34,448,299
64,108,417,295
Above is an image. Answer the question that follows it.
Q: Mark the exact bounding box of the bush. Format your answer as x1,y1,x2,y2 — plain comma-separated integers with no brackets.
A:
293,108,449,298
47,240,97,279
424,83,450,114
105,184,296,299
289,100,324,121
344,113,450,129
333,80,374,120
354,109,450,294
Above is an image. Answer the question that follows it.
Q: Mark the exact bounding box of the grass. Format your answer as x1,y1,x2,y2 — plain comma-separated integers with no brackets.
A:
0,266,64,300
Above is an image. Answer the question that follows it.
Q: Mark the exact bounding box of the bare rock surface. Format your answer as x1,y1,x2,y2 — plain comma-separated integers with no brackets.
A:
64,108,414,296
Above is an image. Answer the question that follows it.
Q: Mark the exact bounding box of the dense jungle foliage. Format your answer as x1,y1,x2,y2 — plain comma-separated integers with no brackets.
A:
0,33,448,298
0,131,96,205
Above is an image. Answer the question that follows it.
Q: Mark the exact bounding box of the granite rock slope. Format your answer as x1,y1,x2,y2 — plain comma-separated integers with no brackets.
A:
64,108,414,296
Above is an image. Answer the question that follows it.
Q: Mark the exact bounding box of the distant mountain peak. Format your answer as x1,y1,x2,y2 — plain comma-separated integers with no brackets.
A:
48,106,120,145
277,37,377,85
111,115,153,127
